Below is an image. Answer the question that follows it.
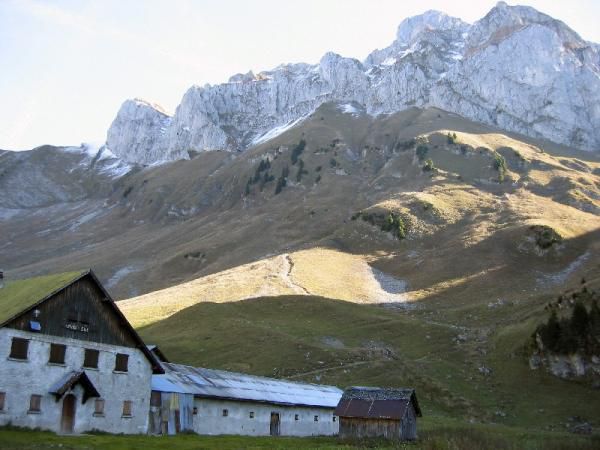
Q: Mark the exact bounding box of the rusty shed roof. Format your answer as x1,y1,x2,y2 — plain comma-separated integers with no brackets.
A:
334,386,422,419
152,362,343,409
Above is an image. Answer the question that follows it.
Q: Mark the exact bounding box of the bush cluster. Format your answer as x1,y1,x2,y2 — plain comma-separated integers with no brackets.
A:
246,158,274,194
535,297,600,355
416,144,429,161
351,211,407,240
493,152,507,182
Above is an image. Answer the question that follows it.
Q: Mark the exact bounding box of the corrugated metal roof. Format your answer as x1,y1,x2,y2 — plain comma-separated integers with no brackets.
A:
335,399,409,420
335,386,422,418
152,362,343,409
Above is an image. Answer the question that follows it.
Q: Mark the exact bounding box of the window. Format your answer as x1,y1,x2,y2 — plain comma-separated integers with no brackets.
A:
0,392,5,411
9,337,29,360
314,415,319,422
249,411,254,419
122,400,132,417
333,416,337,422
294,414,299,421
83,349,99,368
49,343,66,364
29,394,41,413
115,353,129,372
222,409,228,417
193,406,198,415
94,399,105,416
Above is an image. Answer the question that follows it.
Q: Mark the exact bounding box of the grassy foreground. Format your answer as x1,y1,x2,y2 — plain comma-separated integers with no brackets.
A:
0,419,597,450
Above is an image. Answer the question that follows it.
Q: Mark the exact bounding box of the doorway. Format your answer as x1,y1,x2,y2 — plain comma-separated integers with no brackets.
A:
270,412,280,436
61,394,76,433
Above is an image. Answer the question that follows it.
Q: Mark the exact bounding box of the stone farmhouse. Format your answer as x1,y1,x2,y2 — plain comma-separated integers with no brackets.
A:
0,270,343,436
0,270,163,434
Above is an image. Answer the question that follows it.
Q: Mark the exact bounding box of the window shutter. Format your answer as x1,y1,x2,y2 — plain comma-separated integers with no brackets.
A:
29,394,41,412
94,399,105,415
0,392,5,411
83,349,99,368
122,400,132,417
115,353,129,372
9,337,29,360
49,344,66,364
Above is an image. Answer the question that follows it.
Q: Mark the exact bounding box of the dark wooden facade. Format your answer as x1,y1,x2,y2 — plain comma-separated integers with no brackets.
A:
6,274,137,347
335,387,421,441
338,402,417,440
4,270,162,373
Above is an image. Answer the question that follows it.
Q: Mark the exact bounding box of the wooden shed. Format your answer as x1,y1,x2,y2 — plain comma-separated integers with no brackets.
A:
334,386,421,440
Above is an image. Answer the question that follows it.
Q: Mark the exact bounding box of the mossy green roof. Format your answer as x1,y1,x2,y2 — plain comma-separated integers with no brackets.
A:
0,271,86,325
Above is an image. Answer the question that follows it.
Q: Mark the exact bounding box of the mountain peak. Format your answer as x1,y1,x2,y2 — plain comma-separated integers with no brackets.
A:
395,10,468,44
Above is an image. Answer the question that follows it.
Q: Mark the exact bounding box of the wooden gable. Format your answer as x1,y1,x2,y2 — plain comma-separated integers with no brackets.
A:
5,273,136,347
2,270,163,373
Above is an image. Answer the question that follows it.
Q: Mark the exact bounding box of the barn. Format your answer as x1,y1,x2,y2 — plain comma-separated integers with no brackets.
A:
150,362,343,436
334,387,422,440
0,270,163,434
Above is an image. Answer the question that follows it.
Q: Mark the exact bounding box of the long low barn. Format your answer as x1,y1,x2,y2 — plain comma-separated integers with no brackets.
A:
150,362,343,436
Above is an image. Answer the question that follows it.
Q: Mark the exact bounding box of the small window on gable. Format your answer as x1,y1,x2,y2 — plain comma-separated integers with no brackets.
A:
94,399,105,416
9,337,29,360
222,409,228,417
122,400,132,417
249,411,254,419
49,343,66,364
83,349,99,368
29,394,41,413
115,353,129,372
0,392,5,411
314,415,319,422
295,414,299,421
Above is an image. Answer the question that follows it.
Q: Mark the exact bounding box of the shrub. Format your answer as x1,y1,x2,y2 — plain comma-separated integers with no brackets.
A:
537,310,560,350
274,166,289,195
447,132,457,144
493,152,507,182
416,144,429,161
291,139,306,165
296,159,308,182
395,139,416,152
531,225,562,249
423,158,435,172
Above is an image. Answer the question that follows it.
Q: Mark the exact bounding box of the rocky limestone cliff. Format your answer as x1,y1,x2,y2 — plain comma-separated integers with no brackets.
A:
106,2,600,164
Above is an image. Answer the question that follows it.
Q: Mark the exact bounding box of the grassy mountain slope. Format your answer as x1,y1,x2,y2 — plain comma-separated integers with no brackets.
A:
133,292,600,432
2,103,600,442
3,104,599,301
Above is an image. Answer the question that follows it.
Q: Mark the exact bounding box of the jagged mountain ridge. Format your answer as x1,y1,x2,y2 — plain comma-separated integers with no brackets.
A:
106,1,600,165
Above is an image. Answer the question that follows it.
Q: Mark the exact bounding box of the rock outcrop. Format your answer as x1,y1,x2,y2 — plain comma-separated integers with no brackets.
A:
106,2,600,164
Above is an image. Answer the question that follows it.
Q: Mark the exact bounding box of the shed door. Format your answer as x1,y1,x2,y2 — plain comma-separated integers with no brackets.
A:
270,412,280,436
61,394,76,433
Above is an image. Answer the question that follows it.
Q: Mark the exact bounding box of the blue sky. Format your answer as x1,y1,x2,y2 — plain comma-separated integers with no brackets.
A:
1,0,599,150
